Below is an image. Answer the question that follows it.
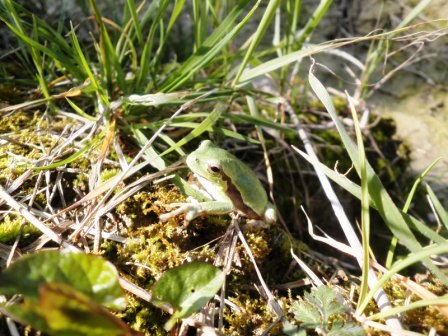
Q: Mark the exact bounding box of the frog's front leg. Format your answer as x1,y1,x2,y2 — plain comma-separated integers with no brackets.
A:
159,200,235,223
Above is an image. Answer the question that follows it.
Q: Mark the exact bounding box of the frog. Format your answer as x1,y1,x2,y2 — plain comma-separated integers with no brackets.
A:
159,140,277,225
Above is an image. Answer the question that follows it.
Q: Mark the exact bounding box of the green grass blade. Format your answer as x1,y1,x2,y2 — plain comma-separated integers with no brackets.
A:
162,111,289,131
293,0,333,50
348,95,370,309
135,0,171,91
237,43,327,87
69,24,105,101
126,0,143,44
167,0,187,33
296,149,448,248
132,129,168,171
403,158,441,213
192,0,207,51
0,13,81,80
88,0,125,93
296,147,447,247
65,98,97,121
426,184,448,230
31,16,51,100
396,0,433,30
0,3,88,80
34,138,100,171
232,0,281,86
367,296,448,321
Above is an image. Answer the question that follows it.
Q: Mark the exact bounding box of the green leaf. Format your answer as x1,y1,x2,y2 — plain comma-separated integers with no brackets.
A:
328,321,365,336
291,300,320,328
4,282,140,336
306,287,345,319
291,287,364,335
152,262,224,331
0,251,125,310
292,287,345,329
282,320,307,336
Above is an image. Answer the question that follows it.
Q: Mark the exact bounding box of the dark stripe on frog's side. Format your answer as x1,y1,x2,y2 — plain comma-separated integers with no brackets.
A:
219,170,261,220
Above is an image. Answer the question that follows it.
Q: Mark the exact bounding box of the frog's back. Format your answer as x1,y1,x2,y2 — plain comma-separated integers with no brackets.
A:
220,153,268,218
191,141,269,218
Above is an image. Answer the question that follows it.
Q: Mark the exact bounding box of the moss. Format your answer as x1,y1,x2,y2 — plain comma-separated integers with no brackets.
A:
404,305,448,334
100,168,121,182
119,295,168,336
114,184,194,282
117,223,186,282
0,214,40,244
403,276,448,334
243,227,272,260
223,294,281,335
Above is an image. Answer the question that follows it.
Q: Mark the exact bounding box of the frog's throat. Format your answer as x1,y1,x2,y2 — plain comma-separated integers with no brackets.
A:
219,171,261,220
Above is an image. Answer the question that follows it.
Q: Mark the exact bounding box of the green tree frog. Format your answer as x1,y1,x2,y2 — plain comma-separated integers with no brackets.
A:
160,140,277,224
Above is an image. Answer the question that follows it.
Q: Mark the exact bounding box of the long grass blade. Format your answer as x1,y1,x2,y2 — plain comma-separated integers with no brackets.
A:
367,296,448,321
426,184,448,230
34,137,101,171
348,94,370,309
126,0,143,44
232,0,281,86
295,147,447,245
293,0,333,50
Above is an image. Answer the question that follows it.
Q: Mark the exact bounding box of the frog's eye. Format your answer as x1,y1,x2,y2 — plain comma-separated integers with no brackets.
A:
207,164,221,174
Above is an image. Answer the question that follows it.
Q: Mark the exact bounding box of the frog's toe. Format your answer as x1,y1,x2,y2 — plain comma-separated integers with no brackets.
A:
159,205,186,222
159,203,201,223
185,210,199,222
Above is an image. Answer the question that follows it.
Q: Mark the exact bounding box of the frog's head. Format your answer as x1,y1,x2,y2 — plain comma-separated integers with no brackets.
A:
186,140,228,186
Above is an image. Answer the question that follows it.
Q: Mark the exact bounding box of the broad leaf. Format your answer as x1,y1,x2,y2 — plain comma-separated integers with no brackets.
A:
0,250,125,310
152,262,224,330
5,283,141,336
